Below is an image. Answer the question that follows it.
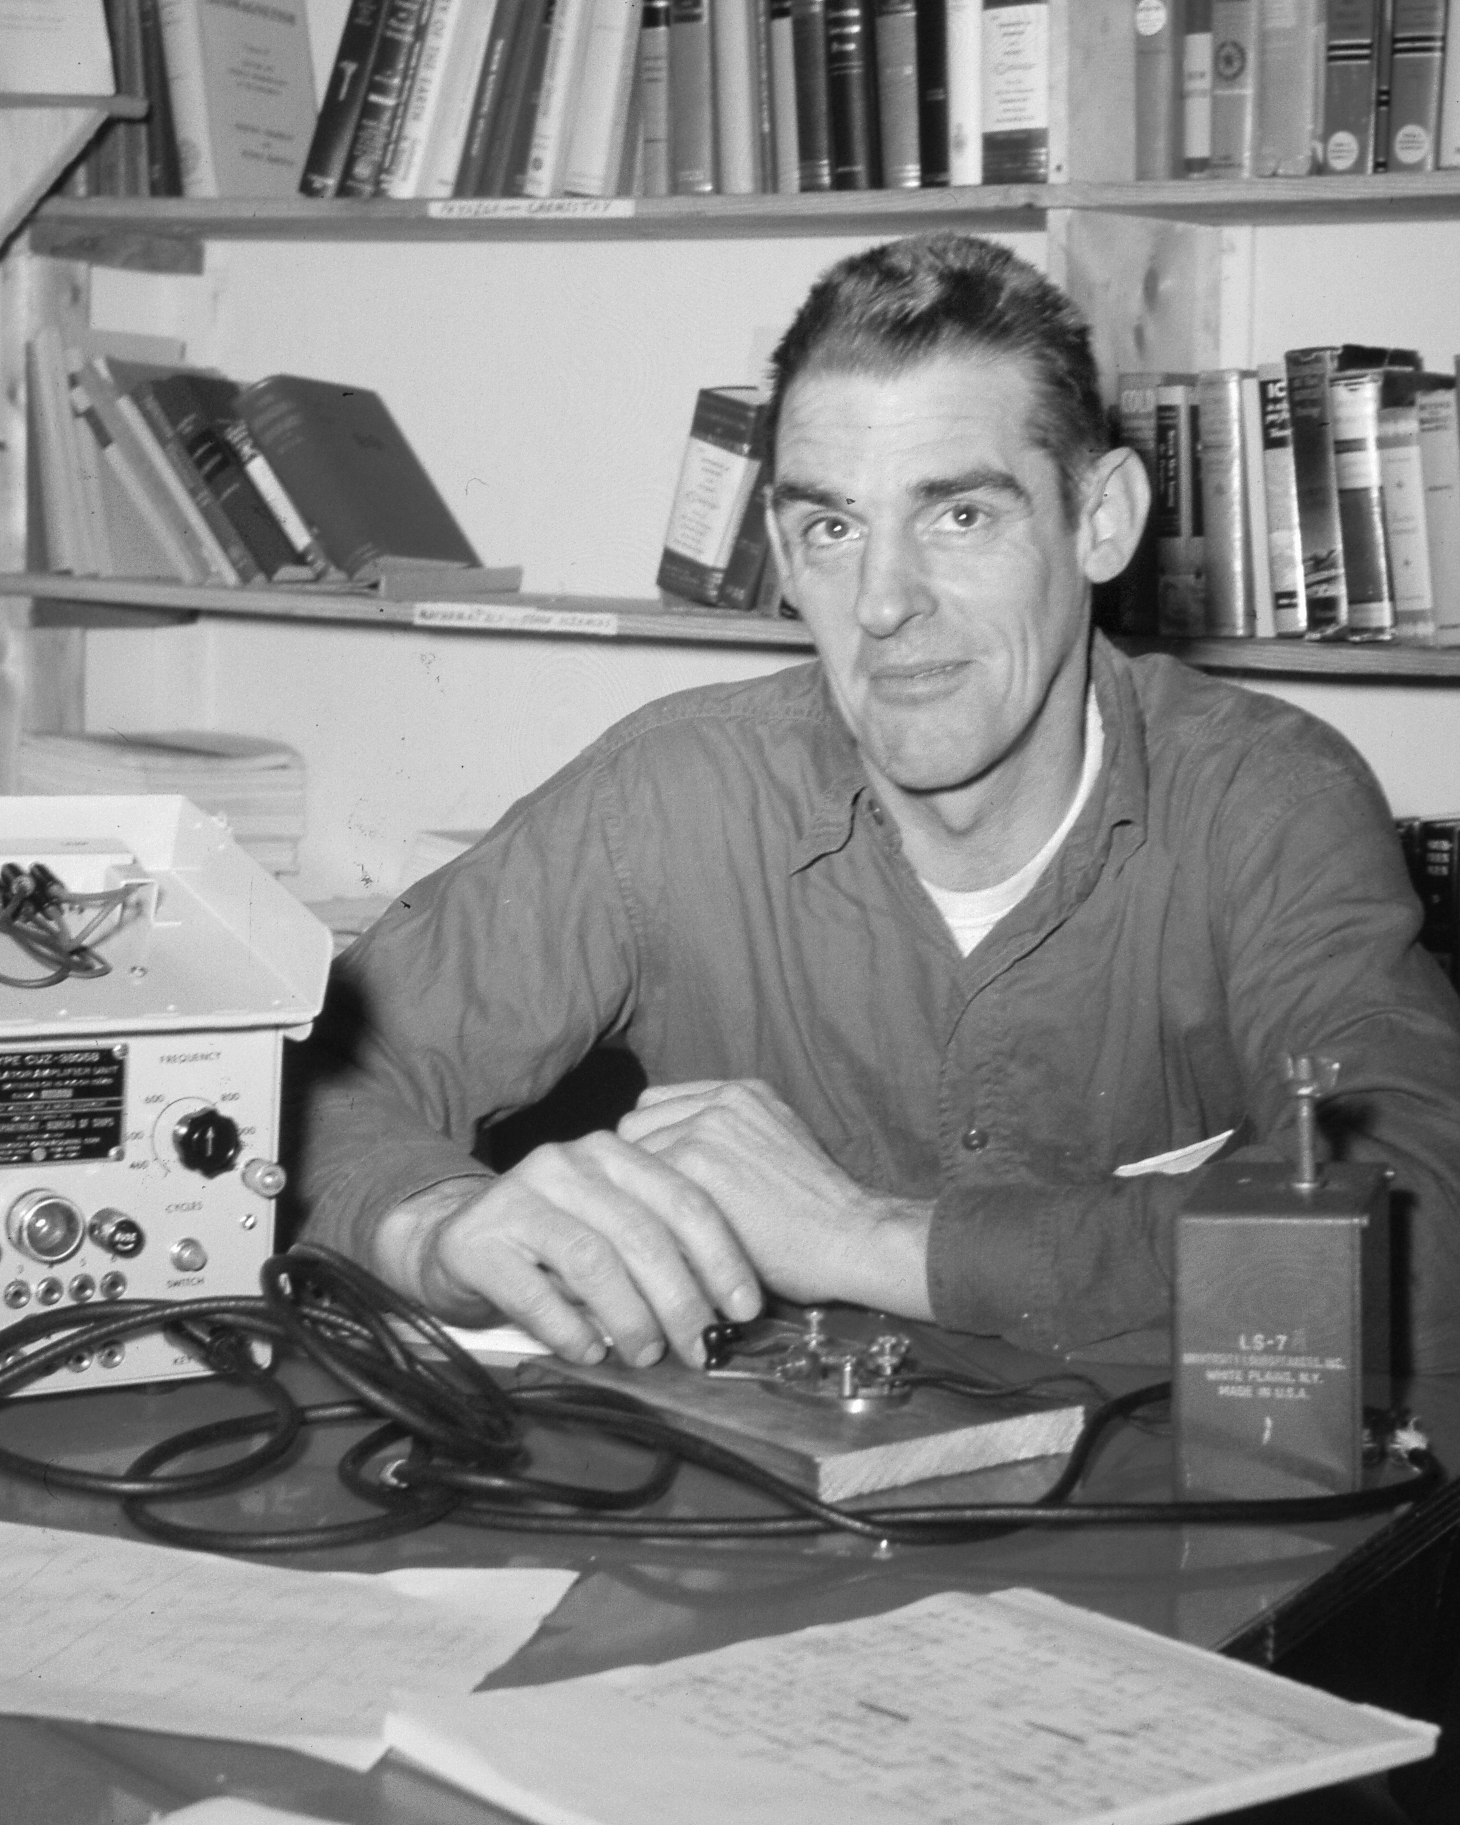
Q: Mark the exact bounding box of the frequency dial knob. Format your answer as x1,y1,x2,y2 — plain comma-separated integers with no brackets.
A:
173,1107,242,1179
7,1190,86,1264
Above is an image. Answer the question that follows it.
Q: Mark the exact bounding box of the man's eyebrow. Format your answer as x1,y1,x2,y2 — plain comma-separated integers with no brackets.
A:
769,478,847,513
910,465,1030,507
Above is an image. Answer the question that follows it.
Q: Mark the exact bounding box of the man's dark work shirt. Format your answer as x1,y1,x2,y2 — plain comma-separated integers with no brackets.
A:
297,634,1460,1371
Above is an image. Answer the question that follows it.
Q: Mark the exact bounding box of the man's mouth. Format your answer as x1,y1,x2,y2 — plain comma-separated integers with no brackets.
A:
866,659,969,700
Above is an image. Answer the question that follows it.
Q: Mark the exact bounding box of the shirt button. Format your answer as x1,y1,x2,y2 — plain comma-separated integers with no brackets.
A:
961,1125,988,1152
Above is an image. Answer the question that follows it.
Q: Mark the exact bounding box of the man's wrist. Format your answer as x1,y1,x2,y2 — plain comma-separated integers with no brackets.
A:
839,1191,934,1320
372,1174,495,1318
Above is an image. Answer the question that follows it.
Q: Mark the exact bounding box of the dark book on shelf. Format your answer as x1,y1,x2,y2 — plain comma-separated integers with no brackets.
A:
137,0,183,195
1415,816,1460,986
1329,368,1397,637
301,0,391,198
236,375,481,580
657,386,771,608
498,0,559,195
827,0,882,188
981,0,1052,183
1386,0,1447,171
915,0,950,184
1374,0,1397,169
791,0,834,189
1321,0,1382,175
337,0,431,199
129,372,264,583
1285,346,1352,635
1116,371,1161,636
875,0,921,188
1255,363,1309,637
451,0,533,195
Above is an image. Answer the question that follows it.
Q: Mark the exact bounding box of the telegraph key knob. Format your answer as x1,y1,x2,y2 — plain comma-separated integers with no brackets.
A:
173,1108,242,1178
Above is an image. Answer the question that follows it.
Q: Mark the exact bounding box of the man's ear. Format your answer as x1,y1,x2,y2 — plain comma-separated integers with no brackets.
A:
1077,447,1150,585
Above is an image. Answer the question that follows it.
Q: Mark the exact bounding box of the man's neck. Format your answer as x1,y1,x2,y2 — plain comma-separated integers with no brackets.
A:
869,654,1093,892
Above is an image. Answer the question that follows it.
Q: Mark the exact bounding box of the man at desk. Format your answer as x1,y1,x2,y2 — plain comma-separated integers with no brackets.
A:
297,232,1460,1377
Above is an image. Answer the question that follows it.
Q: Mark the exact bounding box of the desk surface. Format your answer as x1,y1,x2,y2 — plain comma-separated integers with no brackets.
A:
2,1330,1457,1825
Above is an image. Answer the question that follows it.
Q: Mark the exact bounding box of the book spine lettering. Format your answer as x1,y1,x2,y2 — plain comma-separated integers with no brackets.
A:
1377,403,1437,640
1184,0,1213,175
671,0,718,191
1284,348,1350,632
658,388,770,604
376,2,435,194
641,0,674,193
876,0,922,187
980,0,1049,185
946,0,982,183
1256,365,1309,637
300,0,389,197
826,0,881,188
917,0,950,183
412,2,503,196
1239,372,1276,637
339,0,430,197
1257,0,1324,175
1209,0,1257,176
1419,386,1460,642
156,0,218,197
524,0,597,195
1329,370,1397,634
1322,0,1381,174
1155,378,1206,636
769,0,802,190
1134,0,1182,180
790,0,833,189
382,0,463,196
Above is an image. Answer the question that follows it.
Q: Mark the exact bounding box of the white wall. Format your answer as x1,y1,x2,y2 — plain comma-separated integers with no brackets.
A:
78,207,1460,896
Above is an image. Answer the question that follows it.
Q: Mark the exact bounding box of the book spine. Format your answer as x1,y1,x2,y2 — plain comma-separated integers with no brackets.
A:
1183,0,1213,175
27,335,86,574
917,0,950,183
713,0,763,192
137,0,184,194
790,0,833,189
1387,0,1447,169
72,359,208,582
1375,0,1397,167
525,0,599,195
376,1,436,194
215,417,334,578
1196,369,1253,636
1377,402,1438,640
1255,364,1309,637
1322,0,1382,174
237,381,380,577
1329,369,1397,635
980,0,1049,184
1256,0,1324,175
641,0,674,193
1419,385,1460,641
564,0,643,195
671,0,718,191
657,388,770,605
1284,347,1349,633
769,0,802,190
827,0,881,187
157,0,219,197
1208,0,1257,177
1134,0,1183,180
1238,372,1275,637
946,0,982,183
876,0,921,187
752,0,778,191
718,482,772,611
383,0,468,196
1441,0,1460,163
458,0,539,194
501,0,561,193
1154,376,1205,637
339,0,430,197
1418,818,1460,985
131,380,260,582
411,0,502,195
1116,371,1161,636
300,0,388,198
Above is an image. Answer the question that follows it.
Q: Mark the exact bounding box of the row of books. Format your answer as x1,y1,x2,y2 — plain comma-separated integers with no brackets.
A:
656,384,790,614
1142,0,1460,182
18,731,307,877
1402,813,1460,988
1116,349,1460,643
27,328,490,590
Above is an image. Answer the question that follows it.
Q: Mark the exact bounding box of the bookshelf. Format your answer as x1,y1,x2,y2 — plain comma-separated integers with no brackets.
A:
1,0,1457,896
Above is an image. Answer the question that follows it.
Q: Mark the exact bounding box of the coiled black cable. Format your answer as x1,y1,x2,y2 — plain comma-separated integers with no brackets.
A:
0,1241,1442,1555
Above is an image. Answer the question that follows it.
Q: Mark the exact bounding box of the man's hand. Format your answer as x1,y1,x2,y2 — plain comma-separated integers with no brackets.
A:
617,1079,933,1319
372,1133,763,1370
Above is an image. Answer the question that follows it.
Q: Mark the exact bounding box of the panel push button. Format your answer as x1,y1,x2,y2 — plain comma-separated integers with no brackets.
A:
173,1108,242,1178
170,1238,208,1273
960,1125,989,1153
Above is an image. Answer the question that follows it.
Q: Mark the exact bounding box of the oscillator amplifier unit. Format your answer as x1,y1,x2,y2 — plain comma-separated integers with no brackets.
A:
0,796,331,1392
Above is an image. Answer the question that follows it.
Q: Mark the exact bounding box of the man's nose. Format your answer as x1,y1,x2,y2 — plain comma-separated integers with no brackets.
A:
852,527,935,637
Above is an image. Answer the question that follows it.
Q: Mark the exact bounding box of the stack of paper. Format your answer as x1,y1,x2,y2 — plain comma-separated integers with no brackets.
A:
20,731,306,875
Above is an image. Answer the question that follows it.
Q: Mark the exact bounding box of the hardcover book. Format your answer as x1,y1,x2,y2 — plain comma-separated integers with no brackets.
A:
790,0,834,188
300,0,390,198
657,386,771,608
946,0,982,183
137,0,183,195
1421,379,1460,643
1284,346,1351,634
981,0,1049,183
236,375,481,580
68,356,199,582
1134,0,1184,180
916,0,951,183
408,0,500,196
1209,0,1257,176
670,0,717,192
827,0,881,187
157,0,317,198
875,0,922,187
1387,0,1447,169
336,0,428,198
1376,391,1437,641
1238,372,1275,637
1255,0,1324,175
457,0,544,196
1416,816,1460,984
563,0,641,196
381,0,487,197
1329,369,1398,636
1255,363,1308,637
768,0,801,191
1322,0,1383,174
1183,0,1213,174
1154,374,1205,637
712,0,763,192
640,0,674,193
1195,369,1254,636
1116,370,1161,635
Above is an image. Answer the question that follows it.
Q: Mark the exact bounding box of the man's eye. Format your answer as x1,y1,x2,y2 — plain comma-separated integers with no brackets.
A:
933,502,986,532
804,515,857,547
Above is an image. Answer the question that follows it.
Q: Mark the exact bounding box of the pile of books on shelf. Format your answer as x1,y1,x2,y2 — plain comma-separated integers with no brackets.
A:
657,385,787,616
26,327,490,591
1402,814,1460,988
18,731,307,877
1141,2,1460,180
1115,347,1460,644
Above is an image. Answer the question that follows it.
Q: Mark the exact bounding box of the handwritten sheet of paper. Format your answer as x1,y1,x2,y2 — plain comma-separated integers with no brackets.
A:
386,1588,1436,1825
0,1520,574,1769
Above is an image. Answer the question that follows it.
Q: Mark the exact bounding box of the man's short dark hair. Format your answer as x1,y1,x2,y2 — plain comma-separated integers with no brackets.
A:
767,233,1109,517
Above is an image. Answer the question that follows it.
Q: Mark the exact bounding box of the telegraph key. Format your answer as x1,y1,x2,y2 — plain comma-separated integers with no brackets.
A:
0,797,331,1392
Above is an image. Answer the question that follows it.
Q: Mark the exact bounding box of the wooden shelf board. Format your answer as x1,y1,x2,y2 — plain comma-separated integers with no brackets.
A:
1117,635,1460,682
1075,171,1460,227
0,575,816,650
0,93,147,116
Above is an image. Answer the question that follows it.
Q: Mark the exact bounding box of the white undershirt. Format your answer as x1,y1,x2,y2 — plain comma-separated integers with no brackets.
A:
919,691,1105,957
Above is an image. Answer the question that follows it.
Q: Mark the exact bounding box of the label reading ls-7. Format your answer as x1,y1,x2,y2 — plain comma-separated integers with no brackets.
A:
0,1047,126,1164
